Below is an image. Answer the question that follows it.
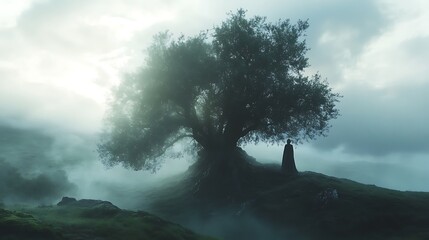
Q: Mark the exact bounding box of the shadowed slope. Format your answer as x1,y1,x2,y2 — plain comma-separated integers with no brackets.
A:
145,165,429,240
2,199,217,240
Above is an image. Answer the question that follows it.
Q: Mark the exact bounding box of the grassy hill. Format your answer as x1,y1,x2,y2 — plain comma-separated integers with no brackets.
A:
2,167,429,240
0,208,59,240
1,200,216,240
250,171,429,239
145,167,429,240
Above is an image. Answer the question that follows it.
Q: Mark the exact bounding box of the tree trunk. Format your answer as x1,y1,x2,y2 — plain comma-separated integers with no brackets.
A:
186,146,256,201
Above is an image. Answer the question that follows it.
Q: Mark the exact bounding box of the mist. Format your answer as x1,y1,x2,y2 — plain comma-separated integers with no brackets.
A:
171,209,300,240
1,1,429,240
0,159,75,205
0,123,192,208
1,119,427,209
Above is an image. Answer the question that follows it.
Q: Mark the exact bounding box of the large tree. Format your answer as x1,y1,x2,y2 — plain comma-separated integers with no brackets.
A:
98,10,339,185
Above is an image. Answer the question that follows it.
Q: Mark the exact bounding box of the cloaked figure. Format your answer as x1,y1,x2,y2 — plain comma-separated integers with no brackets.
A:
282,139,298,174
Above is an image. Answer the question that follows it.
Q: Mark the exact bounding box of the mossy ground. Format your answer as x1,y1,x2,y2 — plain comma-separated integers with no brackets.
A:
3,165,429,240
146,165,429,240
251,171,429,239
1,205,216,240
0,208,60,240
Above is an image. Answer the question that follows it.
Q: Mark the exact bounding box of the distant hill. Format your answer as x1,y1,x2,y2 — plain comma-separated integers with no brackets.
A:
146,168,429,240
0,198,216,240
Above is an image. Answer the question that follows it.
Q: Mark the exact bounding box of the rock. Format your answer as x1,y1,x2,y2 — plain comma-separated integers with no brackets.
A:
91,201,121,211
57,197,77,206
316,188,339,208
57,197,120,210
74,199,110,208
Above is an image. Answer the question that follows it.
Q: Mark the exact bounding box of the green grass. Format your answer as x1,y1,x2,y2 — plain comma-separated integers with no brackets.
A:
146,169,429,240
0,208,60,240
3,169,429,240
1,205,217,240
248,171,429,239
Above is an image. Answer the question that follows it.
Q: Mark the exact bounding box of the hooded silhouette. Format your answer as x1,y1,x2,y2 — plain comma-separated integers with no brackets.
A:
282,139,298,174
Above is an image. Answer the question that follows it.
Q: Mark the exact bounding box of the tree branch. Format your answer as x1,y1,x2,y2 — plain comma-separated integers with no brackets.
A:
240,123,259,138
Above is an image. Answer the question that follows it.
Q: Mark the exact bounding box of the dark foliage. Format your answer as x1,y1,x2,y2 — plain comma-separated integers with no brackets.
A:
98,9,340,171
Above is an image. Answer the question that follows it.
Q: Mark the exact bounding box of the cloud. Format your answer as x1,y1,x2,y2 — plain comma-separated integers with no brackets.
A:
311,81,429,156
0,122,190,207
0,124,92,204
0,0,34,28
0,80,103,134
1,0,429,207
309,1,429,156
0,123,100,172
0,159,76,204
0,0,390,137
0,0,193,135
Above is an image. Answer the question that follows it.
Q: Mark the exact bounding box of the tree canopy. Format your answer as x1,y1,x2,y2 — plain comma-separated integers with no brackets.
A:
98,10,340,171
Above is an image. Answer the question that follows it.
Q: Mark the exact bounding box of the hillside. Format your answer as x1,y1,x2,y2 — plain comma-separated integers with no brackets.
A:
3,168,429,240
0,208,59,240
250,171,429,239
0,198,216,240
145,167,429,240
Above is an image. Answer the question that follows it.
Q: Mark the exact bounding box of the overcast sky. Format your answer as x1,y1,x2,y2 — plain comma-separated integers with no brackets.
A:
1,0,429,207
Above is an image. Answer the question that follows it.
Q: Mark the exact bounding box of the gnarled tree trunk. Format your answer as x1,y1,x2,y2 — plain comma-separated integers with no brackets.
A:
187,146,257,201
